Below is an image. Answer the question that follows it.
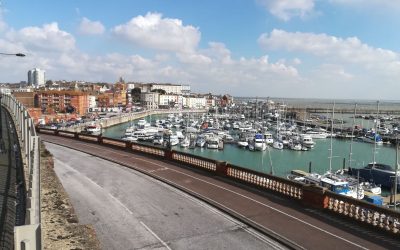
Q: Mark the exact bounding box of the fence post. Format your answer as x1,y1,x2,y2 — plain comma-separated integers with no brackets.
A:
216,161,228,176
301,185,328,209
165,149,173,160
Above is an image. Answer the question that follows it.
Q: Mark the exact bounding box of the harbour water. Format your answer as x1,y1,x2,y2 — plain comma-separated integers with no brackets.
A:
102,114,398,178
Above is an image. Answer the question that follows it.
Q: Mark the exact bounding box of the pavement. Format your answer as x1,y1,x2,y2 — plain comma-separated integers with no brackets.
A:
0,107,22,249
41,134,400,250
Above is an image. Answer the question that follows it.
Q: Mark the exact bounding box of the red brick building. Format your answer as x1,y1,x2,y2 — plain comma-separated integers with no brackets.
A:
34,90,89,115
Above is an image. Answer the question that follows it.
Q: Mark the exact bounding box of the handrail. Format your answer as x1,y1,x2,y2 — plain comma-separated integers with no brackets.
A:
1,93,41,249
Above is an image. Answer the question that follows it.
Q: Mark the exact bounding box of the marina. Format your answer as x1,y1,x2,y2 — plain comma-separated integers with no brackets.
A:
105,119,397,177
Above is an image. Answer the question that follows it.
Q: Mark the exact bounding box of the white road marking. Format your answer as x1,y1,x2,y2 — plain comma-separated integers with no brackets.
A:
46,138,369,249
140,221,172,250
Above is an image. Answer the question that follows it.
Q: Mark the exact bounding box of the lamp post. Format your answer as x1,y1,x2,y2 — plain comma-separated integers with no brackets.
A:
0,53,25,57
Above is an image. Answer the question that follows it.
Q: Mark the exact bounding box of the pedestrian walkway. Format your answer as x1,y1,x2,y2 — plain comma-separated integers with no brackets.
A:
0,107,23,250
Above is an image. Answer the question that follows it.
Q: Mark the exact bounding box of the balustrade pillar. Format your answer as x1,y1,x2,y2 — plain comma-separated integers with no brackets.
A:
164,149,173,160
301,185,328,209
216,161,228,176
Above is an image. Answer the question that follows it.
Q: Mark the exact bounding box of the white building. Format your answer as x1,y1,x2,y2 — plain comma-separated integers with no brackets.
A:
151,83,187,95
0,87,11,95
185,96,206,109
88,95,97,108
27,68,45,88
126,83,135,90
159,94,184,108
140,92,159,109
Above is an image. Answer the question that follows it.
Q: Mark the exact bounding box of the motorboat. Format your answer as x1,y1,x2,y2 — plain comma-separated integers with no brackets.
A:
272,140,283,150
304,131,328,139
196,136,206,147
180,137,190,148
360,133,383,145
84,124,101,135
121,135,138,142
152,134,164,145
289,142,302,151
301,135,315,148
223,134,235,144
254,134,267,151
237,137,249,147
165,134,180,146
264,132,274,144
207,138,219,149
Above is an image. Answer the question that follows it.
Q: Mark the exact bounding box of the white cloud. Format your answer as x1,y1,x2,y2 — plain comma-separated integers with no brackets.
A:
78,17,105,35
330,0,400,9
6,22,75,52
257,0,315,21
112,12,200,53
258,29,400,67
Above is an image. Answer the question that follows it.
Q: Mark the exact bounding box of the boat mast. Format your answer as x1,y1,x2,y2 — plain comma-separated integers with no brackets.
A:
329,101,335,174
372,101,379,166
348,103,357,168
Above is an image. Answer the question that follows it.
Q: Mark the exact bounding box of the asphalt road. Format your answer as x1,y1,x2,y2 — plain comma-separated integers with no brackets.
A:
45,142,287,250
41,134,400,250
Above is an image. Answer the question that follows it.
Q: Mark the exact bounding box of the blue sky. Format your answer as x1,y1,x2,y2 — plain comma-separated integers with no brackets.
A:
1,0,400,99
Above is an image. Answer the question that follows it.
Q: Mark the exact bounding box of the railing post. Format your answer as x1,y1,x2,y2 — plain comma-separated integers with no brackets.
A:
301,185,328,209
216,161,228,176
98,135,103,144
165,149,173,160
125,141,132,150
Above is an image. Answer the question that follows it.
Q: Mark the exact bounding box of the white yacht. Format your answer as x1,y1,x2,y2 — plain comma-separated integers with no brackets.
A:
254,134,267,151
85,124,101,135
301,135,315,148
152,134,164,145
272,140,283,150
180,137,190,148
237,137,249,147
196,135,206,147
264,132,274,144
304,131,328,139
207,138,219,149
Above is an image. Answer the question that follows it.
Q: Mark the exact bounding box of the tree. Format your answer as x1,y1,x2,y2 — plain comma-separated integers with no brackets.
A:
131,87,141,102
151,89,166,95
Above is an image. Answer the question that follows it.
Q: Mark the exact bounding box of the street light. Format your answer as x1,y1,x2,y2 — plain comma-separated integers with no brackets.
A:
0,52,26,57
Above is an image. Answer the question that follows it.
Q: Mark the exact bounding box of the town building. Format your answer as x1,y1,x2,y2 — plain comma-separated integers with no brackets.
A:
159,94,185,108
34,90,89,115
140,92,159,109
151,83,189,95
28,68,46,88
185,96,207,109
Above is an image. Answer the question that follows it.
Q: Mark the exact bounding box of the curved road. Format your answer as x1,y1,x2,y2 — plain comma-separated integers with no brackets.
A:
41,134,400,250
45,142,287,250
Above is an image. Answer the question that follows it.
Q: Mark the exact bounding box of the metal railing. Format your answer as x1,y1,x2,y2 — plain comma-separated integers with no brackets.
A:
1,93,41,249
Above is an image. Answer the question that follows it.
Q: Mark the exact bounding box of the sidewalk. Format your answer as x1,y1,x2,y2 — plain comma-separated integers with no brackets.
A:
0,107,17,249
